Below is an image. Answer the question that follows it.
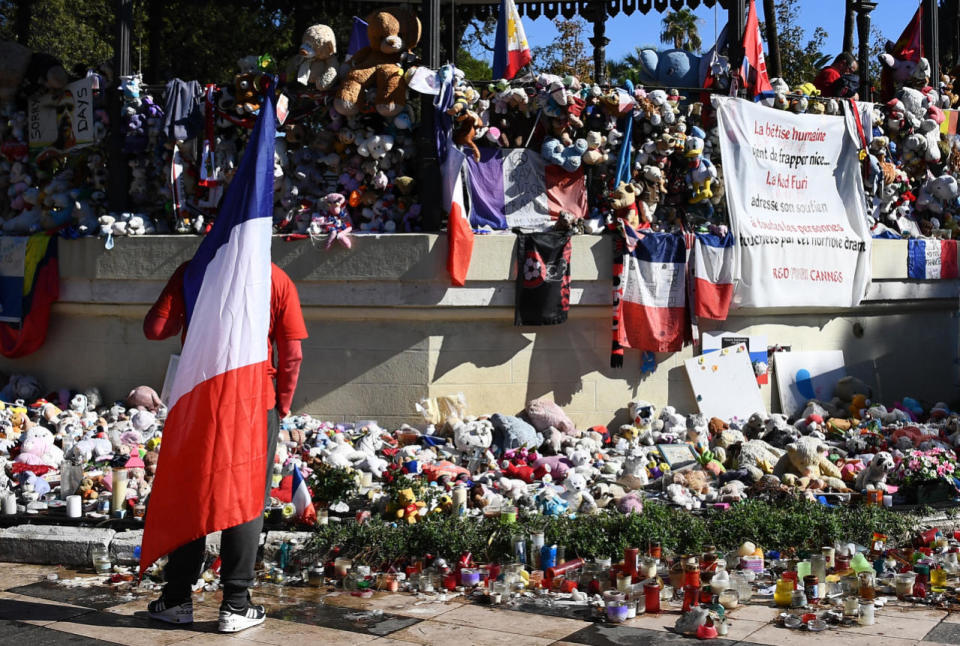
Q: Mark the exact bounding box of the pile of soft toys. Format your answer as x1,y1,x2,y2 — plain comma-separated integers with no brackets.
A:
0,368,958,520
3,10,960,242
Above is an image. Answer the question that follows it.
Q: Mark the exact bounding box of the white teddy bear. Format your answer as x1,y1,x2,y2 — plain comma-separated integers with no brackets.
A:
854,451,895,492
561,471,597,514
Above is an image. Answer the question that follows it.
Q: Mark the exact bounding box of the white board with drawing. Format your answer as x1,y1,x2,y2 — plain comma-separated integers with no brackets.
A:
774,350,846,417
684,343,765,422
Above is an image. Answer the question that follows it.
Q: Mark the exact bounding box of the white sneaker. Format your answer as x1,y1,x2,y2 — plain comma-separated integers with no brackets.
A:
147,598,194,624
218,603,266,633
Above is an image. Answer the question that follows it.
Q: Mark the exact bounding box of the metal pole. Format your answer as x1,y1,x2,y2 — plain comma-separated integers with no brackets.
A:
588,7,609,85
842,0,855,54
417,0,443,232
107,0,133,213
762,0,781,79
728,0,746,83
924,0,940,81
855,1,877,102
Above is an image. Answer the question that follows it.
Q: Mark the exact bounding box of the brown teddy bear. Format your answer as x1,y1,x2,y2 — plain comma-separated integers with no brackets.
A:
334,8,421,117
609,182,645,229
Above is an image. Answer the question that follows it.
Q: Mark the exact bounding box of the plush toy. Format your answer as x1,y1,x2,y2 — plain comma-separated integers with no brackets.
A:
609,182,644,229
453,111,482,162
525,399,576,435
530,454,571,482
234,72,264,115
615,491,643,514
541,136,588,172
294,24,339,90
452,418,494,452
773,437,846,489
561,471,597,513
582,131,608,165
536,485,569,516
389,487,426,523
684,135,717,204
636,49,702,90
854,451,895,492
335,8,421,117
0,40,67,111
490,413,542,455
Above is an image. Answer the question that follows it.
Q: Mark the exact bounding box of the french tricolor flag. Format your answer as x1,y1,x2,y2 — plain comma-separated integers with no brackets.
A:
908,239,959,279
291,466,317,525
693,232,735,320
140,83,276,576
620,232,687,353
492,0,531,80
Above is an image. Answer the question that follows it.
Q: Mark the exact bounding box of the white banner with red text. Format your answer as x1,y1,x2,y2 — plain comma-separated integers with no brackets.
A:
714,96,871,308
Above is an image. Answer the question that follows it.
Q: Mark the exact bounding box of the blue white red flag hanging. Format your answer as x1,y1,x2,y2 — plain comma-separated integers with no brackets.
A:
140,81,276,576
692,232,735,320
291,466,317,525
492,0,531,80
908,239,958,279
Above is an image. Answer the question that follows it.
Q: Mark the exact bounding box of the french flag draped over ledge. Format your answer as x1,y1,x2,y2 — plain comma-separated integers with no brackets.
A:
693,232,735,320
908,239,958,279
492,0,531,80
140,83,276,576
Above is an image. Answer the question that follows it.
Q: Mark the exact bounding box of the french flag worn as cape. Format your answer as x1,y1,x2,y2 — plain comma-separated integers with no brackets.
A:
140,83,276,576
741,0,772,98
291,466,317,525
492,0,531,80
692,232,735,320
908,239,958,279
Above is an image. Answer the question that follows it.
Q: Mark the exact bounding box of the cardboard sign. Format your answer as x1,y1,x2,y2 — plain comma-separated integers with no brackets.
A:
774,350,846,417
28,76,97,159
684,343,765,421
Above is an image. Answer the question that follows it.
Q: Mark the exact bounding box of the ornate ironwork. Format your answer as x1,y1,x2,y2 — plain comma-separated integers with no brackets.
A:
320,0,727,22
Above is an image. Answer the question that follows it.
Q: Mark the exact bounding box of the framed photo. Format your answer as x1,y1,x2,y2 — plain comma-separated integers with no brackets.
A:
656,443,699,472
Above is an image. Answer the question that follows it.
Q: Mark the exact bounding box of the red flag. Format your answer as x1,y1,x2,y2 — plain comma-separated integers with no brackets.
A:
892,5,923,62
741,0,772,98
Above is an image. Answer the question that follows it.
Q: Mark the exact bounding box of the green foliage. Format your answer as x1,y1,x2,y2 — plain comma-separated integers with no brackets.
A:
763,0,830,86
307,464,357,507
455,48,492,81
308,500,925,566
660,8,702,53
530,18,593,82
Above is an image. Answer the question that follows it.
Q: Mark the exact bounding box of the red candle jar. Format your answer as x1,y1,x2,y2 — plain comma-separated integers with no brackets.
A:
835,555,851,571
783,571,799,590
624,548,640,577
560,579,578,593
649,541,662,560
682,584,698,611
487,563,501,582
442,572,457,591
699,584,714,605
644,581,661,614
683,567,700,588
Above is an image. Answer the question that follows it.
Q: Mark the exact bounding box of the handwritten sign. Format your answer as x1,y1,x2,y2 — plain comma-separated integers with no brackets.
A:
713,96,872,307
501,149,551,229
28,77,97,160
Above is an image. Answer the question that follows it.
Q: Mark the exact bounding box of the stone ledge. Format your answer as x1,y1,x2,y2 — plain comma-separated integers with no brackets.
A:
0,525,115,566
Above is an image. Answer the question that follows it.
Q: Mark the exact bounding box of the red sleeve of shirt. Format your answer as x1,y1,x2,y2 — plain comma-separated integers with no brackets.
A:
271,266,308,341
143,263,188,341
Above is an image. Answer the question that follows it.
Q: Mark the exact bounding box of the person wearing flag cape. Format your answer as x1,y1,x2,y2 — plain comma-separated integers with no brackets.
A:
139,80,308,634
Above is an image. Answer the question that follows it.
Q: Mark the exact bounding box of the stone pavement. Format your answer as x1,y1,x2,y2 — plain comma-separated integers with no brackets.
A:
2,563,960,646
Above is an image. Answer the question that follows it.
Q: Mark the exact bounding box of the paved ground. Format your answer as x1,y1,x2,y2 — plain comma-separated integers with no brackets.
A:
1,562,960,645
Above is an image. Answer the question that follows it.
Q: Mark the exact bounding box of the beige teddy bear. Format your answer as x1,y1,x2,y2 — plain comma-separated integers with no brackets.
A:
294,24,339,90
773,436,847,490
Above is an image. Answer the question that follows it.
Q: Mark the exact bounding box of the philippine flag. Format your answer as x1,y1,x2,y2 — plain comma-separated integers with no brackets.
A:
291,466,317,525
907,239,959,279
692,232,735,320
619,232,688,353
492,0,531,80
140,83,276,576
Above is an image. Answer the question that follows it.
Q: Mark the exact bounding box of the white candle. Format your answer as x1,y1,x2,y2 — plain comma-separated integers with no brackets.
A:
66,495,81,518
2,494,16,515
858,601,875,625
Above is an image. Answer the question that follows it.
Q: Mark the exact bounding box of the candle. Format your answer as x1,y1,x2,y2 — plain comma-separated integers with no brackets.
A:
111,468,127,513
644,581,661,613
460,568,481,587
858,601,875,626
3,493,17,515
66,495,81,518
334,557,352,578
606,600,629,623
843,595,859,616
822,546,835,570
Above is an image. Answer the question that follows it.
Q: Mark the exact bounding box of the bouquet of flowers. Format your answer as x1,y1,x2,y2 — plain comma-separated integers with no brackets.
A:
892,448,959,487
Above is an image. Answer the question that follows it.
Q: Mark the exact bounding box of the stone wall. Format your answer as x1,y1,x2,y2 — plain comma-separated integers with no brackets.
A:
4,235,957,429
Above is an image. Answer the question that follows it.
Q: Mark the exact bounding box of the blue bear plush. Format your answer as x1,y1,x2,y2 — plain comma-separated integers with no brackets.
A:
541,137,588,172
637,48,702,90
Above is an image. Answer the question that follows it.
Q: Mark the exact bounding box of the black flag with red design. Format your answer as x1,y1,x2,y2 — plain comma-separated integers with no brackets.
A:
514,230,572,326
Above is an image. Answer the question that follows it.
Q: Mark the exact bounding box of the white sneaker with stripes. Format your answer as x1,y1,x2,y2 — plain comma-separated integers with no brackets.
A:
218,603,266,633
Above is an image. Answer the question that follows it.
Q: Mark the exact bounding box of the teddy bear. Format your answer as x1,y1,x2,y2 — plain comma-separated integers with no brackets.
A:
541,136,588,172
294,24,339,90
773,437,846,490
335,8,421,117
561,471,597,514
389,487,426,523
497,476,528,501
536,484,570,516
854,451,895,492
452,418,494,452
608,181,645,230
581,131,608,165
525,399,576,436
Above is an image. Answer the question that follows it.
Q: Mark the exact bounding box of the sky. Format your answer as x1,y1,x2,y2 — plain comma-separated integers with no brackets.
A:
508,0,923,63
